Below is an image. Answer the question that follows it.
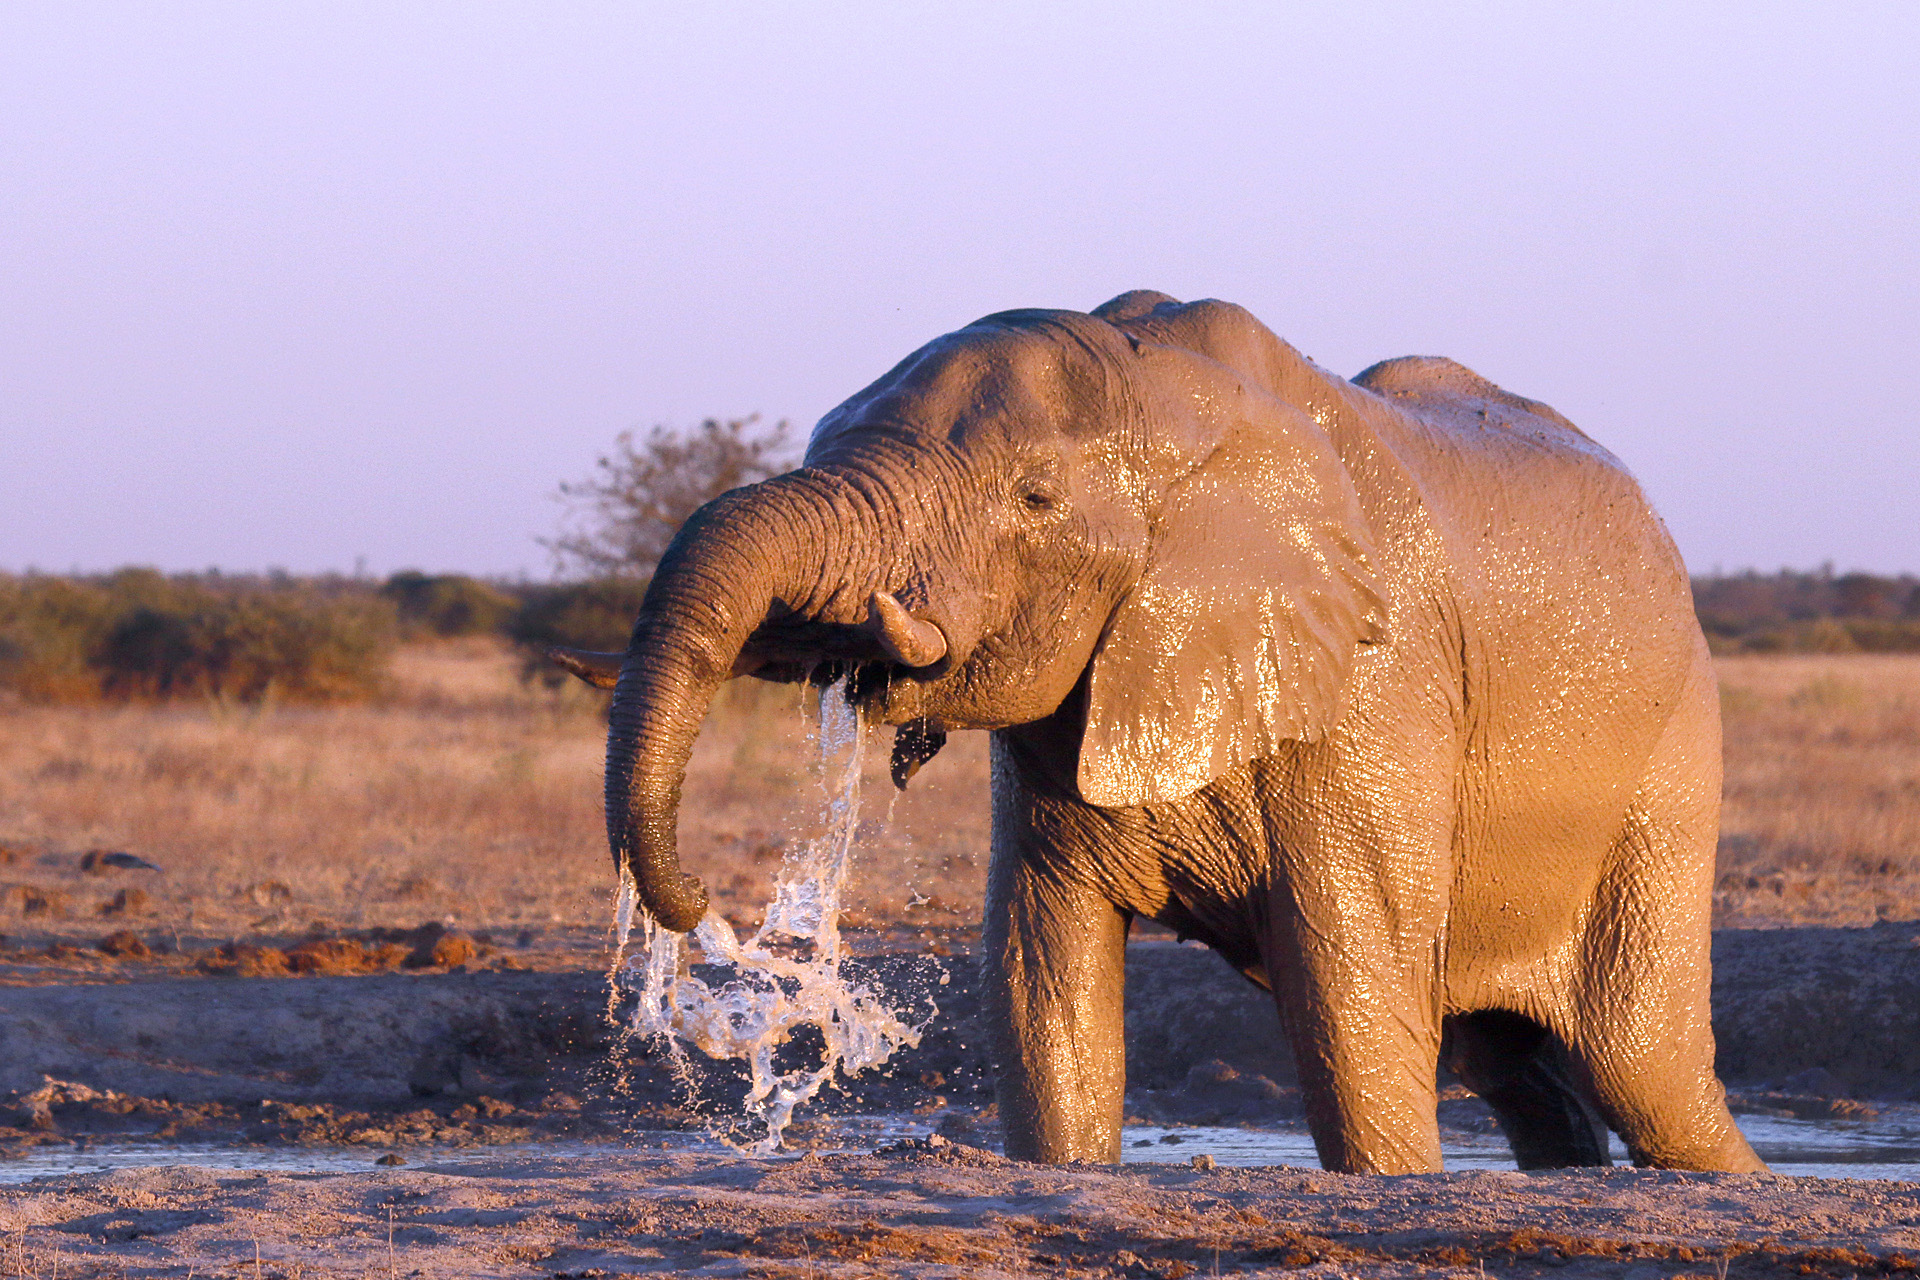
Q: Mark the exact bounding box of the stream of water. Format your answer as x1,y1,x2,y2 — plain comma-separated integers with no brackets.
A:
608,675,930,1152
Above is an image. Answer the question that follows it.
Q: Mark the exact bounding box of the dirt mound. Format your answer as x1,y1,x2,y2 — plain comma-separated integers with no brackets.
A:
195,923,493,977
1125,927,1920,1104
287,936,410,974
1712,920,1920,1098
1129,1058,1302,1127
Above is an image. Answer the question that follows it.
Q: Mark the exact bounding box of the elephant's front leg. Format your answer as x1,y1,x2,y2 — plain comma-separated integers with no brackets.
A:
1266,874,1447,1174
981,749,1130,1164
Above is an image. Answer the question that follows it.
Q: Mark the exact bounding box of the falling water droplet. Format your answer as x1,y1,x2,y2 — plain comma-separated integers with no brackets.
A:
610,673,932,1152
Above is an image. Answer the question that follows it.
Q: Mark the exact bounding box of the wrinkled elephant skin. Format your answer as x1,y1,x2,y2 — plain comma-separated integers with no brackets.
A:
589,290,1763,1175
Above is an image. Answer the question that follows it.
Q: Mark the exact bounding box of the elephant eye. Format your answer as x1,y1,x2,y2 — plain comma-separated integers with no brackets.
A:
1017,477,1064,516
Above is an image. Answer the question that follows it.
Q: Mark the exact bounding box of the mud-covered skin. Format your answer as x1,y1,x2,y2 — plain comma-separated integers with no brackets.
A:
597,290,1761,1174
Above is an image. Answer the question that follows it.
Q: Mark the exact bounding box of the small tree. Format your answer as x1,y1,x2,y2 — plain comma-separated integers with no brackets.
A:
546,416,795,580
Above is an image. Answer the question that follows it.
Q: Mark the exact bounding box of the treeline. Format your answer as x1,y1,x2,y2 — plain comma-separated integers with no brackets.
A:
0,420,801,705
5,565,1916,704
1694,568,1920,654
0,569,647,705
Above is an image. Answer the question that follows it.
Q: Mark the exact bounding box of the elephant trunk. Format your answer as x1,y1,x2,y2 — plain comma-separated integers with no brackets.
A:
604,471,872,931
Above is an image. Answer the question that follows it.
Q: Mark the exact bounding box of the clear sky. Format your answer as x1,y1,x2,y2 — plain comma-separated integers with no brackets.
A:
3,3,1915,578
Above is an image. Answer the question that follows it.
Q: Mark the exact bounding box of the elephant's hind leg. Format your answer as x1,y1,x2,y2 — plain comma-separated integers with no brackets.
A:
1570,836,1764,1172
1443,1010,1610,1168
1570,886,1763,1169
1570,661,1766,1173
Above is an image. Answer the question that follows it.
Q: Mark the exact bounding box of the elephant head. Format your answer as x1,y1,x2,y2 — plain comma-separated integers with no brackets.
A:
594,291,1389,931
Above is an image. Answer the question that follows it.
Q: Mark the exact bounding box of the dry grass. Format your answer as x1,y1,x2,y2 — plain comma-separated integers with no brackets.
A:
0,637,989,943
2,642,1912,945
1714,654,1920,926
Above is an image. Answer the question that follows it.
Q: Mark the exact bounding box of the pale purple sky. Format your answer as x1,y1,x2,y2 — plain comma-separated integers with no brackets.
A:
3,3,1916,578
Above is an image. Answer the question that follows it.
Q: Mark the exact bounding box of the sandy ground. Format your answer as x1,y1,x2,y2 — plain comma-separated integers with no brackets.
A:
0,930,1913,1275
2,1144,1918,1279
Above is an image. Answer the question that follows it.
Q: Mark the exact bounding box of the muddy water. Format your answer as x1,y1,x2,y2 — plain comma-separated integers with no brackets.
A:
1120,1115,1920,1180
5,1114,1918,1185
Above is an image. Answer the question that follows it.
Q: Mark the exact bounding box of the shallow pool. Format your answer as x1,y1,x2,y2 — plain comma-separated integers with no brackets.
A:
3,1113,1915,1184
1120,1114,1920,1180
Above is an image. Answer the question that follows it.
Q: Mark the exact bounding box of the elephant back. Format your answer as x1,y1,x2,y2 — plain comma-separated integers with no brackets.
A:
1352,356,1591,442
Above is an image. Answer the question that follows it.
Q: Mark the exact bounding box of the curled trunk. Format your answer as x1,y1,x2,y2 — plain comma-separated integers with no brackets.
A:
603,472,868,930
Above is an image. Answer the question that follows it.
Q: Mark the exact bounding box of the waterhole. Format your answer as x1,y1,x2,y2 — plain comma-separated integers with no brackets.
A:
4,1115,1918,1184
1119,1114,1920,1179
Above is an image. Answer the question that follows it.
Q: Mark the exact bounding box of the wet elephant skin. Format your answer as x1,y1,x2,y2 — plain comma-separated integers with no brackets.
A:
584,289,1764,1175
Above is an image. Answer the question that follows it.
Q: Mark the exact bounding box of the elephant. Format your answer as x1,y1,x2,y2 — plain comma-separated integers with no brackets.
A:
558,290,1763,1175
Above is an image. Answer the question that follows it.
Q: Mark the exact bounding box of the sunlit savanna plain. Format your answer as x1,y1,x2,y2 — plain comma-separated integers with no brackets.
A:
0,642,1914,944
0,640,988,944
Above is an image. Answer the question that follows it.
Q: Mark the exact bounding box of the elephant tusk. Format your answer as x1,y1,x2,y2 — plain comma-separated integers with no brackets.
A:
866,591,948,668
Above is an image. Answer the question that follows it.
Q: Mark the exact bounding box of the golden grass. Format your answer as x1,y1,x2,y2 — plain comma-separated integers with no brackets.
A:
1,642,1911,943
0,637,989,942
1714,654,1920,926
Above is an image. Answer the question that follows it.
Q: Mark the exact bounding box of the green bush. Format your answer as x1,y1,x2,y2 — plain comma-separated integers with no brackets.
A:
98,593,395,701
0,570,396,703
0,575,114,699
505,579,650,654
1695,569,1920,655
380,572,518,638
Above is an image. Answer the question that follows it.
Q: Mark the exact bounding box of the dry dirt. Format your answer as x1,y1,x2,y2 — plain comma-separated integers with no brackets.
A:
0,930,1914,1276
2,1146,1918,1279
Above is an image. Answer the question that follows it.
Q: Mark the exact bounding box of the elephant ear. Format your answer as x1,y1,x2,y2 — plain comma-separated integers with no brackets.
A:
1077,366,1388,809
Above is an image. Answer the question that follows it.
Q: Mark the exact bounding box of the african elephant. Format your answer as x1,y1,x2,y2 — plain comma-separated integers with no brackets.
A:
564,290,1763,1174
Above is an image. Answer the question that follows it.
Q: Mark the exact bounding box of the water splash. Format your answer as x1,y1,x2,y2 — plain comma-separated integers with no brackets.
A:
612,674,928,1152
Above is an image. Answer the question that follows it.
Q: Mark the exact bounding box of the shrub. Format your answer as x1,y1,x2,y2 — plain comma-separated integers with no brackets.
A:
97,593,394,702
0,570,396,704
380,572,518,638
1694,568,1920,654
0,575,115,700
505,579,650,654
